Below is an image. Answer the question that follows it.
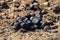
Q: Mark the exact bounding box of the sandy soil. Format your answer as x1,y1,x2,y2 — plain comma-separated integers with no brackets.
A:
0,0,60,40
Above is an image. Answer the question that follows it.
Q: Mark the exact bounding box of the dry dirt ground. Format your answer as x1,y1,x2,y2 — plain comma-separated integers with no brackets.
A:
0,0,60,40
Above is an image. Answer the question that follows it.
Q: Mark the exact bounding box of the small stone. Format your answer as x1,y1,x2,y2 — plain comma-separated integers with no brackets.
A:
14,2,20,8
1,1,9,9
9,22,14,26
43,2,50,7
42,10,48,14
31,0,36,3
33,2,39,6
44,26,51,31
53,5,60,13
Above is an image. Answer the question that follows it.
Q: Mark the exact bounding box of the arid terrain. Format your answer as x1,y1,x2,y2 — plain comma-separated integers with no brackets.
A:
0,0,60,40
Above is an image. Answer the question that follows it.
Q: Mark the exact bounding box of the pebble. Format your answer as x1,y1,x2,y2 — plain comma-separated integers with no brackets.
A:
53,5,60,13
14,2,20,8
1,1,9,9
9,22,14,26
43,2,50,7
